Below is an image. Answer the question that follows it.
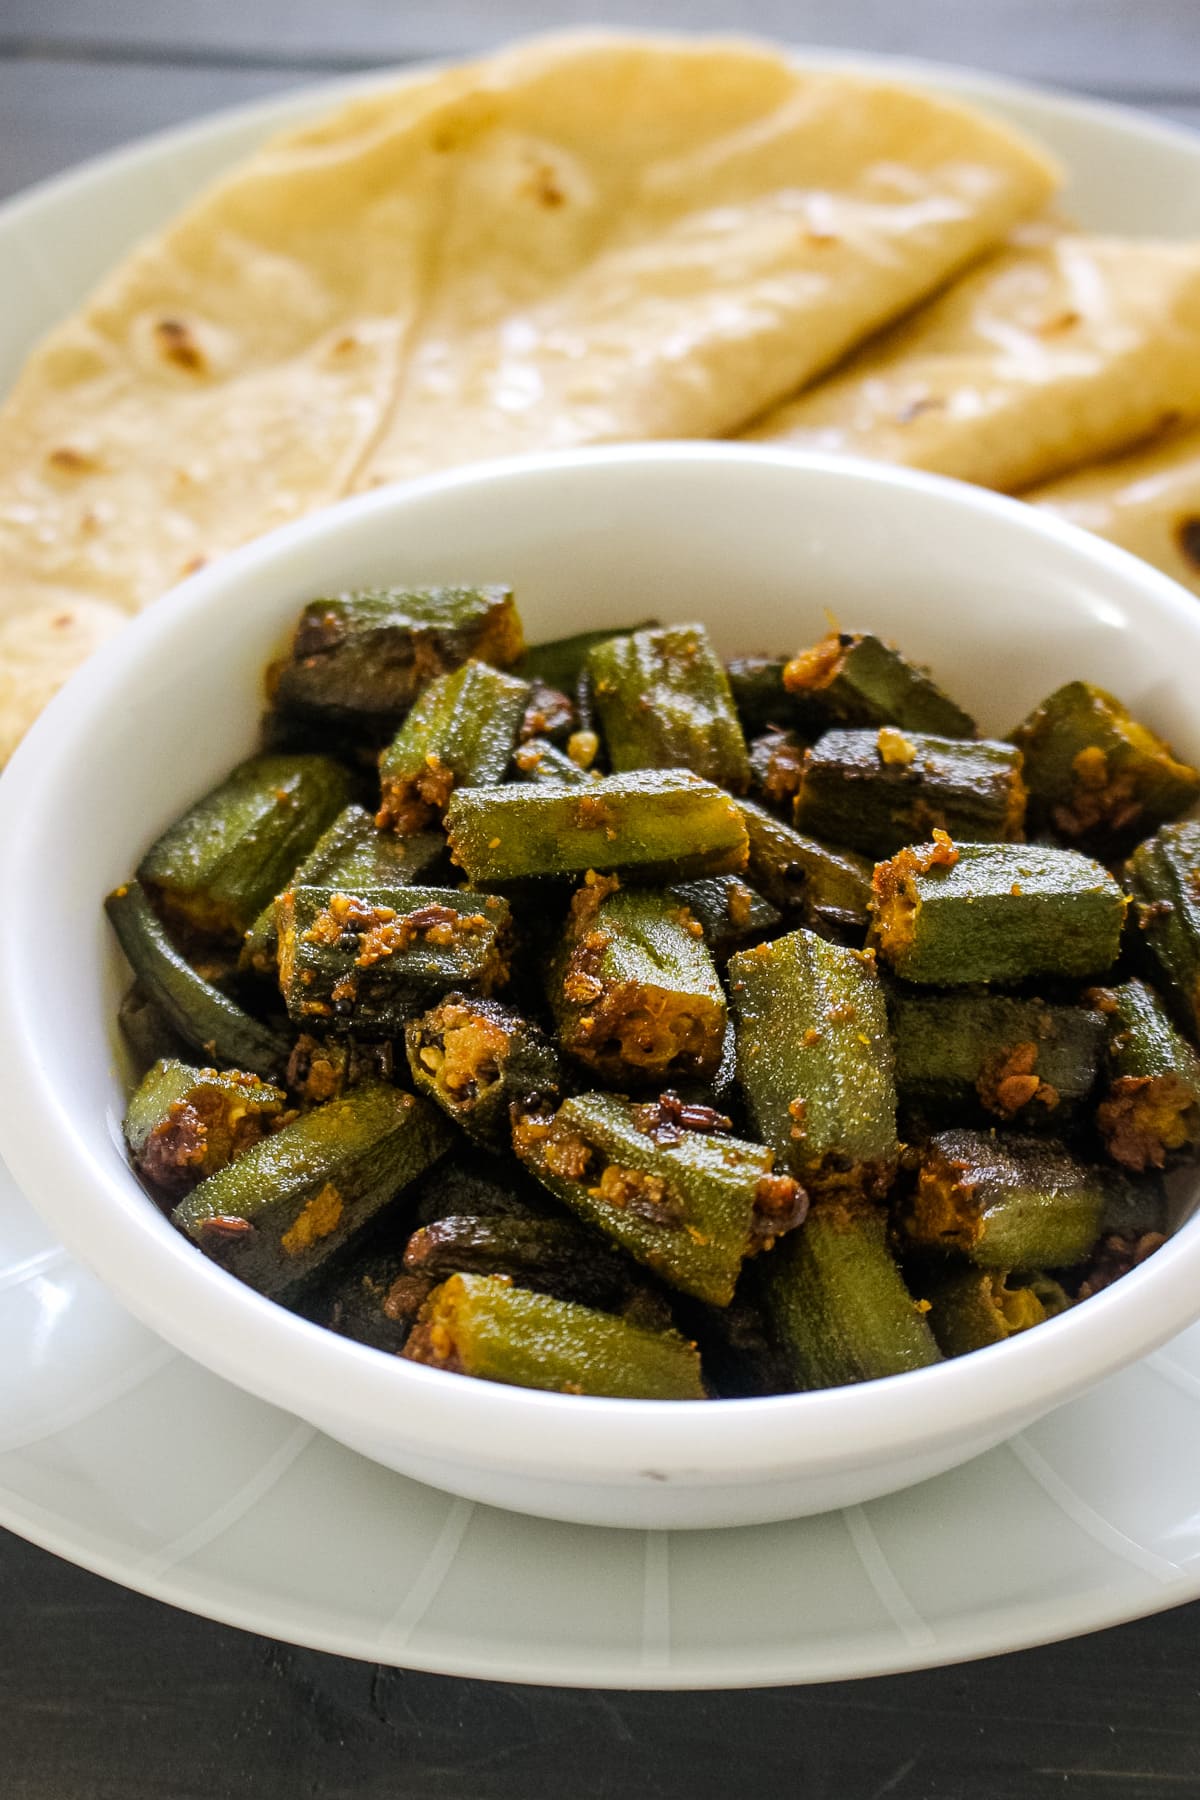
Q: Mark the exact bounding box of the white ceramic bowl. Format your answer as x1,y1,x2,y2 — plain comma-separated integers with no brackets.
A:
2,443,1199,1532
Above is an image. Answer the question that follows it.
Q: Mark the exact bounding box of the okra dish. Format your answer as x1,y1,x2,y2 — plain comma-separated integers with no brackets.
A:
107,585,1200,1401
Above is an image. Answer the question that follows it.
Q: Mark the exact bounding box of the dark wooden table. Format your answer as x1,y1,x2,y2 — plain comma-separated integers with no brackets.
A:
5,5,1200,1795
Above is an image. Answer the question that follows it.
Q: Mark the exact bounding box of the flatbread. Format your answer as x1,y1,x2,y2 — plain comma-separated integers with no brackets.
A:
1029,422,1200,598
743,234,1200,493
0,33,1058,759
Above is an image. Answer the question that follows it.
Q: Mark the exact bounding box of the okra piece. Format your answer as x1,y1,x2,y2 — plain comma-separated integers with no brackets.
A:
402,1273,706,1400
871,839,1127,986
1090,978,1200,1170
515,622,658,694
588,623,751,792
513,1090,806,1307
518,680,577,745
761,1201,941,1390
276,886,511,1033
137,754,354,941
405,993,562,1150
665,874,781,964
117,984,192,1075
925,1269,1071,1359
739,798,872,935
271,585,523,734
174,1083,452,1296
783,629,976,737
106,883,288,1078
725,656,805,735
377,659,531,833
284,1033,397,1105
793,728,1026,860
889,990,1107,1123
402,1213,637,1311
748,729,808,810
674,1276,790,1398
1126,821,1200,1038
1010,680,1200,846
409,1144,558,1228
902,1130,1114,1270
550,878,727,1086
510,737,599,787
445,771,749,885
241,804,445,975
297,1248,430,1355
123,1058,286,1197
728,928,898,1198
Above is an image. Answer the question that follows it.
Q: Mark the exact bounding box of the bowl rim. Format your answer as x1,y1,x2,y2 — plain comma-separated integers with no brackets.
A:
3,439,1200,1484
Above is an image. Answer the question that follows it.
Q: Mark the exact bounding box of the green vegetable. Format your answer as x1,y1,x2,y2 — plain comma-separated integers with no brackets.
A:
271,585,523,734
588,622,751,792
402,1273,707,1399
925,1269,1071,1358
402,1213,636,1311
747,728,808,809
783,629,975,736
513,1089,806,1307
515,622,658,693
550,879,727,1087
889,990,1107,1123
174,1083,453,1295
725,656,804,734
871,839,1127,985
297,1249,430,1355
761,1202,941,1389
276,886,512,1033
137,754,353,941
518,679,577,745
445,770,749,885
665,874,781,964
902,1130,1114,1269
510,737,599,786
1091,978,1200,1170
1126,820,1200,1038
405,993,562,1150
123,1057,285,1196
241,803,445,975
793,728,1026,859
377,659,530,832
1010,680,1200,846
728,928,898,1198
106,882,288,1078
738,798,873,934
117,985,191,1076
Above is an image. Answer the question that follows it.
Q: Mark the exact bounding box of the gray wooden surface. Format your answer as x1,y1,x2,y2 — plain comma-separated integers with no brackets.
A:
5,5,1200,1795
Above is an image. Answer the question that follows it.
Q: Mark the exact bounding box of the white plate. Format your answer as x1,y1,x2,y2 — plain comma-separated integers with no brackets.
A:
4,53,1200,1687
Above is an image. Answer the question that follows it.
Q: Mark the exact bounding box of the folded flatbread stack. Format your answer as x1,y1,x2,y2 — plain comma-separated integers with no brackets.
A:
1030,423,1200,598
0,32,1059,760
744,233,1200,494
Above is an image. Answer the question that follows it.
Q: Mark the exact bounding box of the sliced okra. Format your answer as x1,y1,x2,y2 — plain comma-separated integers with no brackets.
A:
510,737,599,787
793,728,1026,859
1010,680,1200,847
760,1201,941,1390
296,1248,431,1355
747,729,808,809
408,1144,558,1228
276,885,511,1034
402,1213,637,1312
550,878,727,1087
515,622,658,694
889,989,1107,1124
106,883,288,1078
377,660,530,833
137,754,353,941
241,803,445,975
513,1089,807,1307
588,623,751,792
738,798,873,935
405,993,562,1150
117,984,192,1076
783,629,975,736
1089,978,1200,1170
173,1083,453,1296
402,1273,707,1400
901,1130,1113,1269
728,928,898,1199
518,679,577,745
445,770,749,885
664,874,781,964
284,1033,397,1106
123,1058,286,1197
1125,820,1200,1038
724,656,805,735
925,1269,1071,1358
870,838,1127,985
271,585,523,735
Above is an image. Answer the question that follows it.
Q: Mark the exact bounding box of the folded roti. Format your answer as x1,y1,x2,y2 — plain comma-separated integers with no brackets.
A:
0,32,1058,762
743,234,1200,494
1029,422,1200,598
